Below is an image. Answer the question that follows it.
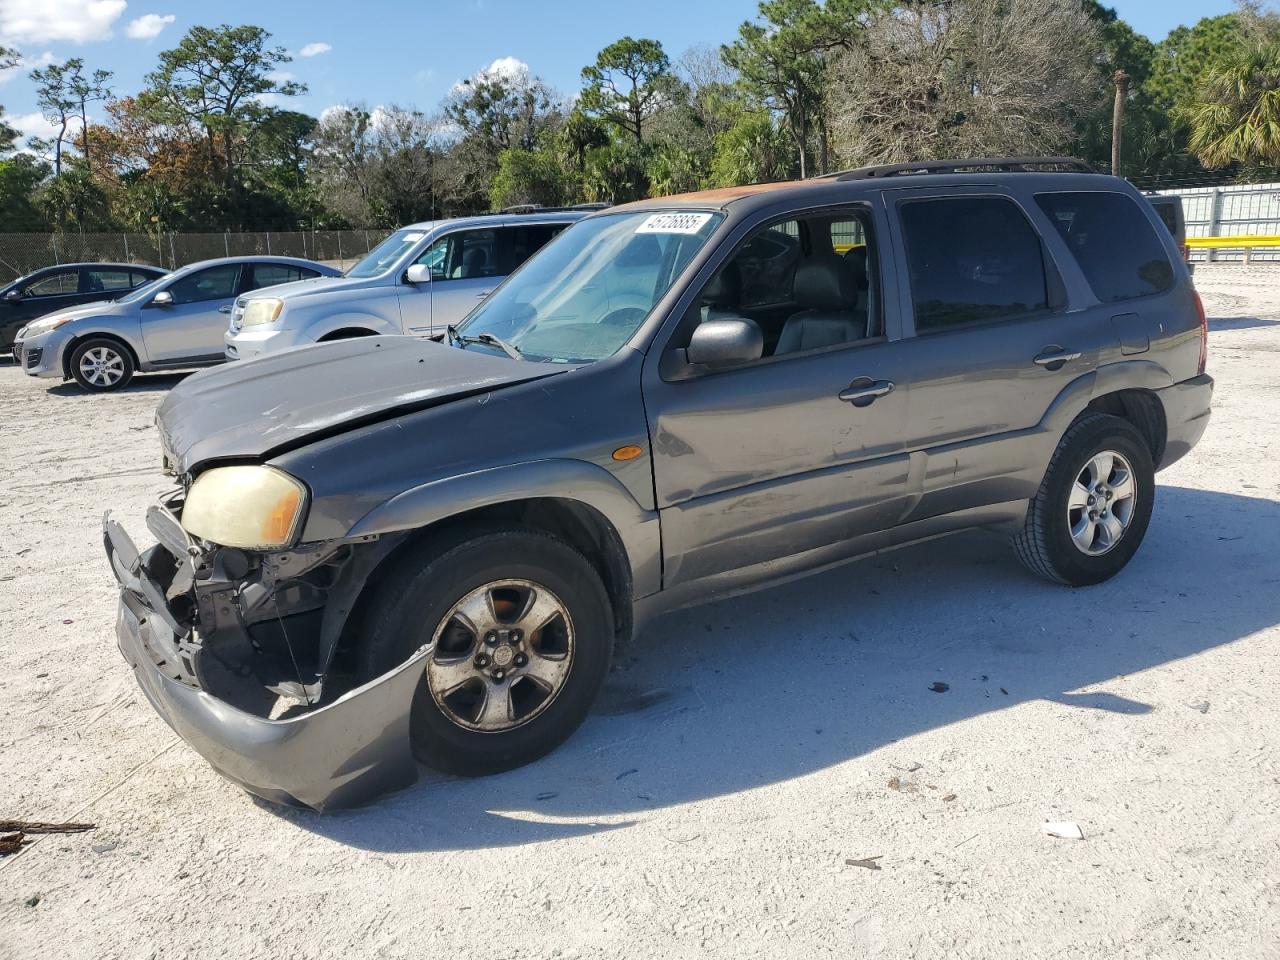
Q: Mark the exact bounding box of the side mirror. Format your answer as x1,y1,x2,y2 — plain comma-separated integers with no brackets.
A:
150,290,174,307
3,288,22,303
686,318,763,369
405,264,431,285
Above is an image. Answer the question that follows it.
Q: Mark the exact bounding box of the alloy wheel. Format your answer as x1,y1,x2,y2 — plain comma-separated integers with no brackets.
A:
1067,449,1138,556
79,346,126,388
426,579,575,733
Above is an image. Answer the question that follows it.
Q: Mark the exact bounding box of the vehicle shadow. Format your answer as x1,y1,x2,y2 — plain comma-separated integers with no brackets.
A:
1208,315,1280,331
274,485,1280,851
45,371,192,396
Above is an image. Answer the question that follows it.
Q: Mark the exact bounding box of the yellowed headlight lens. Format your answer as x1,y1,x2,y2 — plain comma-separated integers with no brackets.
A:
181,466,307,550
241,298,284,326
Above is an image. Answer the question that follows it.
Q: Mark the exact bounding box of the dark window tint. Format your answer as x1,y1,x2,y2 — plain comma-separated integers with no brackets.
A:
84,269,134,292
1036,192,1175,303
130,270,157,287
900,197,1048,332
25,270,79,297
737,221,802,309
167,264,242,305
246,263,314,291
498,224,564,274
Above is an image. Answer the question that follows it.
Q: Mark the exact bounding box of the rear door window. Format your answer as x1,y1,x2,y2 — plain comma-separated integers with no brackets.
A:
899,197,1049,332
498,224,566,274
1035,192,1175,302
245,263,314,291
83,269,135,293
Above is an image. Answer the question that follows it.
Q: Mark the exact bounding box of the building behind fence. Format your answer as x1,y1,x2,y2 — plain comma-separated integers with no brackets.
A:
0,229,396,280
1154,182,1280,263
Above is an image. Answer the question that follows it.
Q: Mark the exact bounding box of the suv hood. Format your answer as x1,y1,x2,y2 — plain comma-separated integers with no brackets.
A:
157,335,561,474
238,274,371,303
20,298,128,334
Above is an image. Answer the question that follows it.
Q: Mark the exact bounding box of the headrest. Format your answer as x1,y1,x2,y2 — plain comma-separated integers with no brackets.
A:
462,247,487,269
794,254,859,311
843,247,869,290
701,260,741,306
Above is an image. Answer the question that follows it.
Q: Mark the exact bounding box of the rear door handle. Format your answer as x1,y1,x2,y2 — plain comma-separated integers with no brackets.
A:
476,290,493,300
218,304,233,314
1033,348,1081,370
839,378,895,407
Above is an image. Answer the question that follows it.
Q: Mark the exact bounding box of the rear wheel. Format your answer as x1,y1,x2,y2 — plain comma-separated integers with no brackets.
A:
70,338,134,391
357,529,614,776
1014,413,1155,586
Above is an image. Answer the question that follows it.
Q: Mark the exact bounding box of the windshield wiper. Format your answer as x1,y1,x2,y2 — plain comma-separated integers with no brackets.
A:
447,325,524,361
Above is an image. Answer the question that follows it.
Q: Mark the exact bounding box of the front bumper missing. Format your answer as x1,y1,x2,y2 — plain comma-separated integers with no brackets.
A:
104,514,428,811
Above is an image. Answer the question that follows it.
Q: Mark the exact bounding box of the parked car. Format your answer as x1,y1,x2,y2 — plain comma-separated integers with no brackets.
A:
2,262,165,355
14,256,341,391
224,208,600,360
1146,193,1191,268
103,157,1212,809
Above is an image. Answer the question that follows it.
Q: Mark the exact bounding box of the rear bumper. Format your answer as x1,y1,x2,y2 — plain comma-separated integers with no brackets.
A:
1156,373,1213,470
104,515,427,811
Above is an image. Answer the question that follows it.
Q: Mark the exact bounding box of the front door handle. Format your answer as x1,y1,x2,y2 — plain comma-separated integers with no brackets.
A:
839,378,895,407
1033,348,1081,370
475,290,493,300
218,304,233,314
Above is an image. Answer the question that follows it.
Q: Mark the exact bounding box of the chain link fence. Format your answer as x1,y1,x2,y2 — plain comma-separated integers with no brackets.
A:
0,229,397,281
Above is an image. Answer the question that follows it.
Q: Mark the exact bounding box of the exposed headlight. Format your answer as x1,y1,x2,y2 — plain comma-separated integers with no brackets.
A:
181,466,308,550
240,298,284,327
25,314,80,334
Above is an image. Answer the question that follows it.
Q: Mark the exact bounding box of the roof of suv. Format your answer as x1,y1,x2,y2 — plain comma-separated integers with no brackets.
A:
399,208,597,233
610,157,1130,218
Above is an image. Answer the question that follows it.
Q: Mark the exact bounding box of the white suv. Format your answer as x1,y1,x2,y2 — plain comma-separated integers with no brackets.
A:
225,209,594,360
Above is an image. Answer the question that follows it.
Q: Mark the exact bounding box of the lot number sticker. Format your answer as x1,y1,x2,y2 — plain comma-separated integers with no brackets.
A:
636,212,714,235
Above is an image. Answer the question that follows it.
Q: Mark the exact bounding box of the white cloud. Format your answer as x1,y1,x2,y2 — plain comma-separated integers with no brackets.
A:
125,13,175,40
0,49,54,84
10,111,66,141
0,0,127,44
449,56,530,95
267,70,295,83
298,42,331,57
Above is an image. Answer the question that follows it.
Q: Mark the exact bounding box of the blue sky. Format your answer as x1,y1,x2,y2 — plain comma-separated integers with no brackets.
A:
0,0,1244,145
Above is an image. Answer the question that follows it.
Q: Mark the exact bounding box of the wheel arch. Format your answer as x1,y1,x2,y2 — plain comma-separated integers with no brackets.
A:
62,330,141,379
318,326,378,342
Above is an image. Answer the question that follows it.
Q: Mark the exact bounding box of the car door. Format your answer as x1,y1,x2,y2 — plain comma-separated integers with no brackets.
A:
10,267,83,324
141,263,243,363
642,203,916,589
882,187,1115,521
426,227,502,330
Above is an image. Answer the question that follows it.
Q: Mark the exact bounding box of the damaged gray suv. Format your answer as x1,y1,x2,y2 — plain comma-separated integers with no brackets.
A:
104,158,1213,810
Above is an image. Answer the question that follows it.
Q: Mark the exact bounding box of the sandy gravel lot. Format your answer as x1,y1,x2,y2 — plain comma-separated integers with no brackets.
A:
1,265,1278,959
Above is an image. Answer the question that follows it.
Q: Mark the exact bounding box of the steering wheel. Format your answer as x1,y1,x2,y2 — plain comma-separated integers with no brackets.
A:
600,307,647,327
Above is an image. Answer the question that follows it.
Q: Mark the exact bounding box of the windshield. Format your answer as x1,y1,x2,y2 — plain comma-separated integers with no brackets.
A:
345,228,429,278
455,210,722,363
113,275,167,304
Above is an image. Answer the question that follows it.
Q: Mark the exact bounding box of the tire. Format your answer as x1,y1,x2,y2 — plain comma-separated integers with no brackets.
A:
357,528,614,776
1014,413,1155,587
70,337,135,392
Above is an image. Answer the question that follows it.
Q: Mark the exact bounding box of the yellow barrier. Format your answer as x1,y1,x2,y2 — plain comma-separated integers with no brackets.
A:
1186,235,1280,249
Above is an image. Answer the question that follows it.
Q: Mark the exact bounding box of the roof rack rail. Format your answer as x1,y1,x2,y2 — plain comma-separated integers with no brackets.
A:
820,156,1097,181
497,202,613,215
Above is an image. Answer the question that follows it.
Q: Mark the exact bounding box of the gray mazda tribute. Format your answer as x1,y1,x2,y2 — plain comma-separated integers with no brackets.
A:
103,157,1213,809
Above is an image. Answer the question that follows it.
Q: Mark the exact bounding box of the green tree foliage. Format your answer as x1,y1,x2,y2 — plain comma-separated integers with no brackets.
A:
29,58,113,176
0,155,50,229
579,37,675,143
709,111,797,186
140,24,305,220
0,46,20,154
1186,39,1280,168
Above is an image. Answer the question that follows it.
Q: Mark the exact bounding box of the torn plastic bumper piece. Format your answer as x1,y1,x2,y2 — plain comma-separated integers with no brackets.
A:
104,513,428,811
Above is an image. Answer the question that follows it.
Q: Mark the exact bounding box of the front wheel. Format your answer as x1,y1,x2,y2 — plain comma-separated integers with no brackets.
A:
357,529,614,776
70,338,134,391
1014,413,1155,586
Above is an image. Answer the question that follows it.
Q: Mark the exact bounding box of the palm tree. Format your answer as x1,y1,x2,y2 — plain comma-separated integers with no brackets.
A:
1185,41,1280,168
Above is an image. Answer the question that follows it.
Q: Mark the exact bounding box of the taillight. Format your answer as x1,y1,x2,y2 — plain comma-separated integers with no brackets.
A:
1194,290,1207,375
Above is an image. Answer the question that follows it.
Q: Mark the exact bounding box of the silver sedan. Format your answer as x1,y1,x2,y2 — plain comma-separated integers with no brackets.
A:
13,256,340,392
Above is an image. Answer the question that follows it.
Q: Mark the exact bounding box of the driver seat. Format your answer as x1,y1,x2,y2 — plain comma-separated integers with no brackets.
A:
774,254,865,354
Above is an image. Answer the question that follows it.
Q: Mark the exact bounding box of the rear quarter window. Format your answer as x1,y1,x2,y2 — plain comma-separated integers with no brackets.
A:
1035,192,1175,303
